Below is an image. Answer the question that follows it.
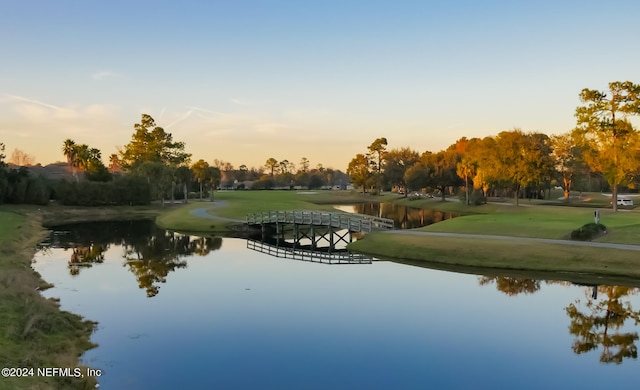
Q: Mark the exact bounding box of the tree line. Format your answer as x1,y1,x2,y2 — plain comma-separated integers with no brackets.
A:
254,157,348,190
0,142,50,205
347,81,640,211
2,81,638,209
57,114,216,206
55,112,350,205
1,113,349,206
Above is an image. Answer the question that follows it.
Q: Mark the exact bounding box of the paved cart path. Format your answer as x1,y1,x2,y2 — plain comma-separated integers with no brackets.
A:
189,201,244,223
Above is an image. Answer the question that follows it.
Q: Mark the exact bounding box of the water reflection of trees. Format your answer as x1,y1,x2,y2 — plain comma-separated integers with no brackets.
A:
43,221,222,296
123,231,222,297
350,203,459,229
566,286,640,364
478,276,541,296
478,276,640,364
68,244,107,275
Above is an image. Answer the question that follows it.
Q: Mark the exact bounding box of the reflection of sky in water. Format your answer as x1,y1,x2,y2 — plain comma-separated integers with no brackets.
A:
33,238,640,390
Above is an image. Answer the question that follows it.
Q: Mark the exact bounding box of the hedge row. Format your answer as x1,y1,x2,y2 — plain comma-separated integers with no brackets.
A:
55,175,151,206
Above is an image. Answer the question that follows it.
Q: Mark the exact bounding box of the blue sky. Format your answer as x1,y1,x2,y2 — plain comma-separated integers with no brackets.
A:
1,0,639,170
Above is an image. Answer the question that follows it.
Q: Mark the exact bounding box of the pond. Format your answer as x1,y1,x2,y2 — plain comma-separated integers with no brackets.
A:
333,202,460,229
33,221,640,389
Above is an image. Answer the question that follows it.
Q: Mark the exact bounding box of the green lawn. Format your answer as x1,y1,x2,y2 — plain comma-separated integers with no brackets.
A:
157,190,397,232
423,205,640,244
213,190,352,218
0,210,23,243
155,202,235,233
348,233,640,283
154,190,640,244
421,205,593,238
392,196,639,245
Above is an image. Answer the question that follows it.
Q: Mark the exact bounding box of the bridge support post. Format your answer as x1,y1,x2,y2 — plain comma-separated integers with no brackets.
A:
329,224,334,253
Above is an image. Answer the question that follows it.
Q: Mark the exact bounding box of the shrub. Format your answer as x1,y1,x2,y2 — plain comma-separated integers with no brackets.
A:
55,175,151,206
570,223,607,241
24,176,51,205
457,190,485,205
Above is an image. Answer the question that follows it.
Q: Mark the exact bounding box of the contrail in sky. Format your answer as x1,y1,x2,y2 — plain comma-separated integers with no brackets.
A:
3,93,65,111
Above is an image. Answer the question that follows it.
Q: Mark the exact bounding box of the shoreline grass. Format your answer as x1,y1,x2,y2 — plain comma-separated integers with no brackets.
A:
0,210,97,390
348,233,640,282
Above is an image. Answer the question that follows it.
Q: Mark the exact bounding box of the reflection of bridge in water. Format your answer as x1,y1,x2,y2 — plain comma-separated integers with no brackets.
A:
246,210,386,264
246,238,374,265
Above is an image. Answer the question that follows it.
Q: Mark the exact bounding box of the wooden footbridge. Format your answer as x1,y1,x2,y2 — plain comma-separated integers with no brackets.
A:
246,210,394,233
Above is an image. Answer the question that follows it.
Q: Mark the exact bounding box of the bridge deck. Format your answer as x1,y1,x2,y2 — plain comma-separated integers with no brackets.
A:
246,210,394,233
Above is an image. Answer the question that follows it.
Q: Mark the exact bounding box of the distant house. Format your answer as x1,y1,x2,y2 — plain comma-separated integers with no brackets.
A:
22,162,76,181
233,180,254,190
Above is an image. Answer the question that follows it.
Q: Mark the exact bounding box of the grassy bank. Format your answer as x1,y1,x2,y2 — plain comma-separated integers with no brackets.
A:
348,232,640,282
6,203,164,227
0,210,97,390
349,195,640,281
155,202,237,233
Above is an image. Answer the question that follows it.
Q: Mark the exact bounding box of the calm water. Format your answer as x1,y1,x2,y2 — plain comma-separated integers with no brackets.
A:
33,221,640,389
333,202,460,228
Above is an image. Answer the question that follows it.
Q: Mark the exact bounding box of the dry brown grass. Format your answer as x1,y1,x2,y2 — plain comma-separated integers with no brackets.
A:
0,211,97,389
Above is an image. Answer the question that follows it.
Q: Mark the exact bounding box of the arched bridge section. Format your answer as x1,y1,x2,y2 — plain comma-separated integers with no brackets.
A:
246,210,394,233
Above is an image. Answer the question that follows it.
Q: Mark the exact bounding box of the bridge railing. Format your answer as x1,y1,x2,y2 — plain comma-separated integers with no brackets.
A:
246,210,394,232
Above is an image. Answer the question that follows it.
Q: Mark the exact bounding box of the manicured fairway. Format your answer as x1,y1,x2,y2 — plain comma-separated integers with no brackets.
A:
156,190,396,232
348,232,640,281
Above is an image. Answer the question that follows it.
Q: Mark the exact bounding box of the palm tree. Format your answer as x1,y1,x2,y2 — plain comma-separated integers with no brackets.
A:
191,159,209,200
74,144,90,171
62,139,77,180
174,166,192,203
205,166,221,201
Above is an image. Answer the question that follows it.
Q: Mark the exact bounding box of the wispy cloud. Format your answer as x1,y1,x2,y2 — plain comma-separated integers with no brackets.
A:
2,93,120,136
91,70,120,81
203,129,232,137
0,94,128,164
186,106,219,115
230,98,250,106
3,93,65,111
255,122,291,134
166,109,193,128
0,129,31,137
446,121,467,129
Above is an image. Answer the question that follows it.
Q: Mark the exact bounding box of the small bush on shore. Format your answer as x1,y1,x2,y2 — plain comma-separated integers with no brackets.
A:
570,223,607,241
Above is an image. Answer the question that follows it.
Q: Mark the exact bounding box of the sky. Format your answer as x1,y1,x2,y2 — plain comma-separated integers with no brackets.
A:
1,0,640,171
